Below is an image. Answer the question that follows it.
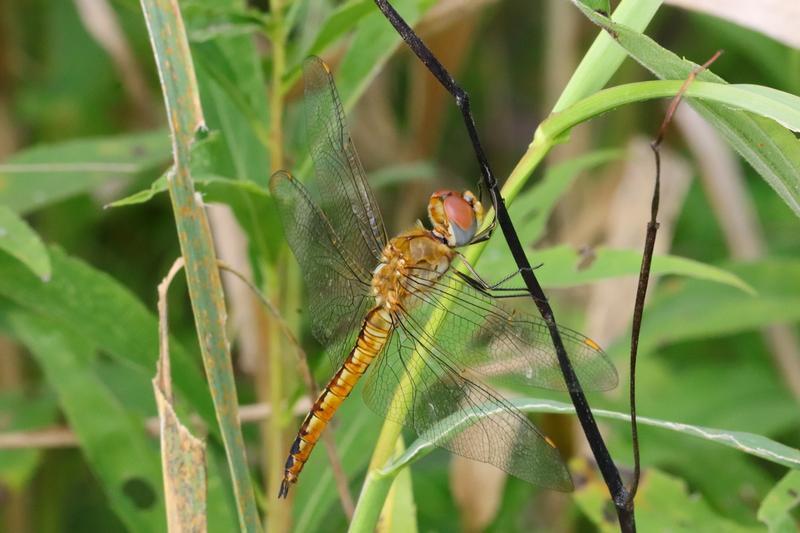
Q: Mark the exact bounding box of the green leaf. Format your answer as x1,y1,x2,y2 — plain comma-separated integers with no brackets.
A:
719,84,800,133
611,259,800,356
0,205,51,280
539,81,800,145
569,0,800,217
380,437,418,533
624,354,795,520
302,0,374,61
189,4,270,186
106,175,169,207
0,245,216,431
109,174,281,265
578,0,610,14
193,42,271,153
0,131,170,215
629,347,796,445
282,0,434,99
183,4,267,43
283,0,436,185
507,149,622,244
1,308,166,533
108,174,267,208
206,446,244,531
758,471,800,532
336,0,435,111
369,161,437,189
206,177,282,261
106,129,232,207
0,390,58,490
574,466,761,532
479,244,753,293
553,0,663,111
385,398,800,475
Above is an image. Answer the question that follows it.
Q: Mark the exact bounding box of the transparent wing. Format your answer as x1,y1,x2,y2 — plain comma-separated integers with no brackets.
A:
269,171,372,352
363,315,573,491
303,56,387,263
399,269,619,392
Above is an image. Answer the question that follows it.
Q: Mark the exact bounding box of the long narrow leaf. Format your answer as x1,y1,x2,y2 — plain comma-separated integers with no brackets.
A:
609,259,800,356
479,244,753,293
0,246,215,428
139,0,259,529
568,0,800,216
758,471,800,531
0,131,170,215
0,206,51,280
540,81,800,144
2,309,166,533
385,399,800,474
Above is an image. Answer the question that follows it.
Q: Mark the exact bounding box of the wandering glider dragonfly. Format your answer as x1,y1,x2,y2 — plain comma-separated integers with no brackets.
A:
270,57,618,498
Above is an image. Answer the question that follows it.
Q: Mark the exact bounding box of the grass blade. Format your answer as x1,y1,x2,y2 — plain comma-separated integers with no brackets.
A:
758,471,800,532
569,0,800,216
139,0,259,529
480,244,753,293
0,131,170,215
0,206,51,281
387,398,800,474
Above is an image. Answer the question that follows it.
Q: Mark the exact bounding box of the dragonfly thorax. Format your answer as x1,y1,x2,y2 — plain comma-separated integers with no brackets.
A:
372,229,454,312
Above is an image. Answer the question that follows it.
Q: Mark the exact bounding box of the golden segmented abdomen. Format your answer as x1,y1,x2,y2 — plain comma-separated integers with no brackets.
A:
278,307,392,498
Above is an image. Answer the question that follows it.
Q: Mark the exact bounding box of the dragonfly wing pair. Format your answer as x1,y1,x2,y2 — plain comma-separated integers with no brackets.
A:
269,56,386,346
270,56,618,492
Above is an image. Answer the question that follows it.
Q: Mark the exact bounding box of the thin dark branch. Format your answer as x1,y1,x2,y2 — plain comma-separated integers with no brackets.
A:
374,1,633,530
625,49,723,506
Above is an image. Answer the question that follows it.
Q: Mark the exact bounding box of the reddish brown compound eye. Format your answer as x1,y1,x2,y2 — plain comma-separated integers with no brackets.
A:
443,195,475,231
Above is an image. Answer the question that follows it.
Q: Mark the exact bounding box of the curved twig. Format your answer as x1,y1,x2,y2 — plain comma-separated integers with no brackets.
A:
625,49,723,505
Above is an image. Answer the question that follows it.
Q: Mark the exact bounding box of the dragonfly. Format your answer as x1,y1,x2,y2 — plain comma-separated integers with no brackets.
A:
270,57,618,499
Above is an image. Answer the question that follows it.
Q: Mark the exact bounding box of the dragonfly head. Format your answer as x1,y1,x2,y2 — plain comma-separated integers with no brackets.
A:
428,189,484,247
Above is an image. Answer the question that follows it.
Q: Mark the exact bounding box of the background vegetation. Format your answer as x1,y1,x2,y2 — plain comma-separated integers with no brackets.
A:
0,0,798,531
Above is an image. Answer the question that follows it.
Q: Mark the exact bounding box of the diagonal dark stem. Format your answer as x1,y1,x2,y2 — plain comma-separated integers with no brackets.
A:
374,1,634,530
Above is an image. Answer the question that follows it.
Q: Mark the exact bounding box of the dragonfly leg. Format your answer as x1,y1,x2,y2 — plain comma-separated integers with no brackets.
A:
454,253,543,295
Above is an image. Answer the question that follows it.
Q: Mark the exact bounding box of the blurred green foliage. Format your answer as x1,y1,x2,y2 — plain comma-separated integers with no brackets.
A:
0,0,798,531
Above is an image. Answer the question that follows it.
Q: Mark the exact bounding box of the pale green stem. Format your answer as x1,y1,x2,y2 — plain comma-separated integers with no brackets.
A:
348,420,404,532
266,1,290,531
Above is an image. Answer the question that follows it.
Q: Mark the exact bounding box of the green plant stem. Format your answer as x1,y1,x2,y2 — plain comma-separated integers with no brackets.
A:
266,1,291,530
139,0,260,530
270,4,286,172
264,264,288,529
348,420,404,532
